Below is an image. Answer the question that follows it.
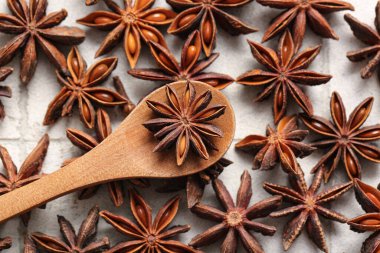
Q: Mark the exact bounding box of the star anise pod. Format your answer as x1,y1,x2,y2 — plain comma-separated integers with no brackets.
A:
100,189,200,253
189,170,282,253
24,235,37,253
257,0,354,51
345,2,380,80
113,76,136,115
348,179,380,253
167,0,257,57
300,91,380,182
31,206,110,252
237,30,332,123
0,134,49,226
0,67,13,120
0,237,11,251
43,47,127,129
236,115,315,174
0,0,86,85
129,30,234,90
263,166,352,253
156,157,232,208
65,109,149,207
77,0,176,68
143,81,226,166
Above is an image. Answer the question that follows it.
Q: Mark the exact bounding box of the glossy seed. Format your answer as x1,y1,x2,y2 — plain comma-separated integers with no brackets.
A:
141,29,159,43
92,92,114,102
310,120,331,133
179,135,187,157
144,13,167,22
203,19,212,44
351,107,367,129
360,218,380,226
158,53,176,71
71,57,80,77
89,64,108,82
356,145,379,159
204,79,219,87
128,33,137,55
277,88,283,109
359,129,380,138
178,14,197,27
366,192,380,208
346,153,358,177
82,103,91,122
185,45,197,67
333,101,343,127
94,16,114,24
136,205,148,227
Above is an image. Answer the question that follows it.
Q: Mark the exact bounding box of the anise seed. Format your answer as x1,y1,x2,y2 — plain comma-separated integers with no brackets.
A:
128,33,137,55
178,14,197,27
142,29,159,43
203,20,212,44
93,93,115,103
360,219,380,226
94,16,114,24
351,107,367,128
145,13,167,22
185,45,197,67
89,64,108,82
366,192,380,207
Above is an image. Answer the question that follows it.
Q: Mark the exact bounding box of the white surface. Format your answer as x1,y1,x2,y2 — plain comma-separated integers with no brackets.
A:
0,0,378,252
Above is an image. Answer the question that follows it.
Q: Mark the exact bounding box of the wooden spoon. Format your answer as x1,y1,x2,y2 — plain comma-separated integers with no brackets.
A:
0,80,235,224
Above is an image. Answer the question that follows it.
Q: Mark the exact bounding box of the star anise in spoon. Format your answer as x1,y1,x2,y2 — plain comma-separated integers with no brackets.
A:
129,30,234,90
257,0,354,50
43,47,127,129
263,166,352,253
31,206,110,252
189,170,282,253
236,115,315,174
301,91,380,182
0,0,86,85
100,189,200,253
237,30,331,123
143,81,226,166
0,67,13,120
0,237,11,251
77,0,176,68
167,0,257,56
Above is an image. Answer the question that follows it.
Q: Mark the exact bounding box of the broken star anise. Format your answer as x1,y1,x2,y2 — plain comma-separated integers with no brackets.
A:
190,170,282,253
237,30,332,123
0,237,11,251
167,0,257,57
0,134,49,226
143,81,226,166
263,166,352,253
257,0,354,50
31,206,110,253
100,189,200,253
0,0,86,85
113,76,136,115
236,115,315,174
129,30,234,90
77,0,176,68
301,91,380,182
0,67,13,120
43,47,127,129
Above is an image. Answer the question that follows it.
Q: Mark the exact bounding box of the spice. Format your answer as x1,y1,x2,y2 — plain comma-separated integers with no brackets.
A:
167,0,257,56
43,47,127,129
237,30,332,123
31,206,109,252
263,166,352,253
129,30,234,90
77,0,176,68
24,236,36,253
257,0,354,50
143,81,226,166
85,0,99,5
301,92,380,182
190,170,282,253
100,189,200,253
0,237,11,251
0,67,13,120
113,76,136,115
0,0,85,85
0,134,49,226
236,115,315,174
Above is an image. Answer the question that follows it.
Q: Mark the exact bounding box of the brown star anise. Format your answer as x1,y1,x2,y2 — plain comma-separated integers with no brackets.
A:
0,237,11,251
0,0,86,85
190,170,282,253
31,206,110,252
257,0,354,50
0,67,13,120
100,189,200,253
0,134,49,226
237,30,332,123
263,166,352,253
236,115,315,174
301,91,380,182
77,0,176,68
129,30,234,90
348,179,380,253
167,0,257,57
43,47,127,129
143,81,226,166
345,2,380,80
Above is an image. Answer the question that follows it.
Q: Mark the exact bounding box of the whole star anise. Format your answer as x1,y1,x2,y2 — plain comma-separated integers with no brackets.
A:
301,91,380,182
257,0,354,50
0,237,11,251
189,170,282,253
167,0,257,57
43,47,127,129
129,30,234,90
236,115,315,174
100,189,200,253
345,2,380,80
263,166,352,253
77,0,176,68
237,30,332,123
349,179,380,253
0,67,13,120
143,81,226,166
0,0,86,85
31,206,110,252
0,134,49,226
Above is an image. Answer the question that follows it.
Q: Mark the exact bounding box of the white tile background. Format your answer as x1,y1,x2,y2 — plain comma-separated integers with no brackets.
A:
0,0,378,252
